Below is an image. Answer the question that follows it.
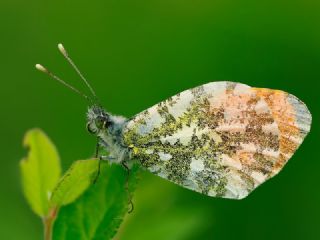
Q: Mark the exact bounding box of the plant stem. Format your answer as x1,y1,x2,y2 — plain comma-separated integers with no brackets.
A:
43,207,58,240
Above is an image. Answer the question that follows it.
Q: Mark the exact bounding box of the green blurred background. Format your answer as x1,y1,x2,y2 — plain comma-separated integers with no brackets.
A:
1,0,319,239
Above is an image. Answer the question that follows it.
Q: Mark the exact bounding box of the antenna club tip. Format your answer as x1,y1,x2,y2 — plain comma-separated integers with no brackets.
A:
58,43,68,56
35,64,48,73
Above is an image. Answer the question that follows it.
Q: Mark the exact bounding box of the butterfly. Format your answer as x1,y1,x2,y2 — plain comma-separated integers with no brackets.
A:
36,44,312,200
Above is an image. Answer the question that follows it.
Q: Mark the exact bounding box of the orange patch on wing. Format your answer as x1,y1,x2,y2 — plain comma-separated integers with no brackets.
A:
253,88,300,176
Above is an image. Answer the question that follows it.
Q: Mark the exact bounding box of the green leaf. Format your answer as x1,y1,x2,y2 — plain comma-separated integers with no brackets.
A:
53,162,140,240
50,159,99,207
20,128,61,217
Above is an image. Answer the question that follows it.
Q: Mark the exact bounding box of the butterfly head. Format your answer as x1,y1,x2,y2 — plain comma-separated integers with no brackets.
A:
35,43,126,138
86,105,112,135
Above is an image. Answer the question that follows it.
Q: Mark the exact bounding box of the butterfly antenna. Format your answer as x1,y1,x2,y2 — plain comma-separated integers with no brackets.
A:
35,64,93,103
57,43,99,102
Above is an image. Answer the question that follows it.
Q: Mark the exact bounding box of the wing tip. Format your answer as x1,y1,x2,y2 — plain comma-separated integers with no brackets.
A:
286,93,312,134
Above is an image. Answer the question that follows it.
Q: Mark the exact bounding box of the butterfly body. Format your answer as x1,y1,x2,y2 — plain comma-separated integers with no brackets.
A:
87,81,311,199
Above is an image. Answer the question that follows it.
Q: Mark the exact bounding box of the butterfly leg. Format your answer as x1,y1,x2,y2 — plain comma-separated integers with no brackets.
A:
93,155,117,184
94,138,100,158
93,160,101,184
93,138,102,184
92,155,116,184
121,161,134,213
93,139,115,184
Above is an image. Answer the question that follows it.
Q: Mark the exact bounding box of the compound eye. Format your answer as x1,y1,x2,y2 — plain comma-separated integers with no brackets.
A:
94,115,105,129
86,122,97,134
103,120,112,129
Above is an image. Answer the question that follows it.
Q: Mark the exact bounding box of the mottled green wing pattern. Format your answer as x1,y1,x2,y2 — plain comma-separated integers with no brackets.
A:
123,82,311,199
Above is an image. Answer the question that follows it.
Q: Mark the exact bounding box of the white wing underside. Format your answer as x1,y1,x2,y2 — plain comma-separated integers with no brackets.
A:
124,81,311,199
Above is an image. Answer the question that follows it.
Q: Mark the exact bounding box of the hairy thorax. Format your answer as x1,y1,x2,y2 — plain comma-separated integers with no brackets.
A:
87,106,130,163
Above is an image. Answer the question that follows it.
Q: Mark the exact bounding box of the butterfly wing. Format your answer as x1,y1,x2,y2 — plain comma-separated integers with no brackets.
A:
123,82,311,199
